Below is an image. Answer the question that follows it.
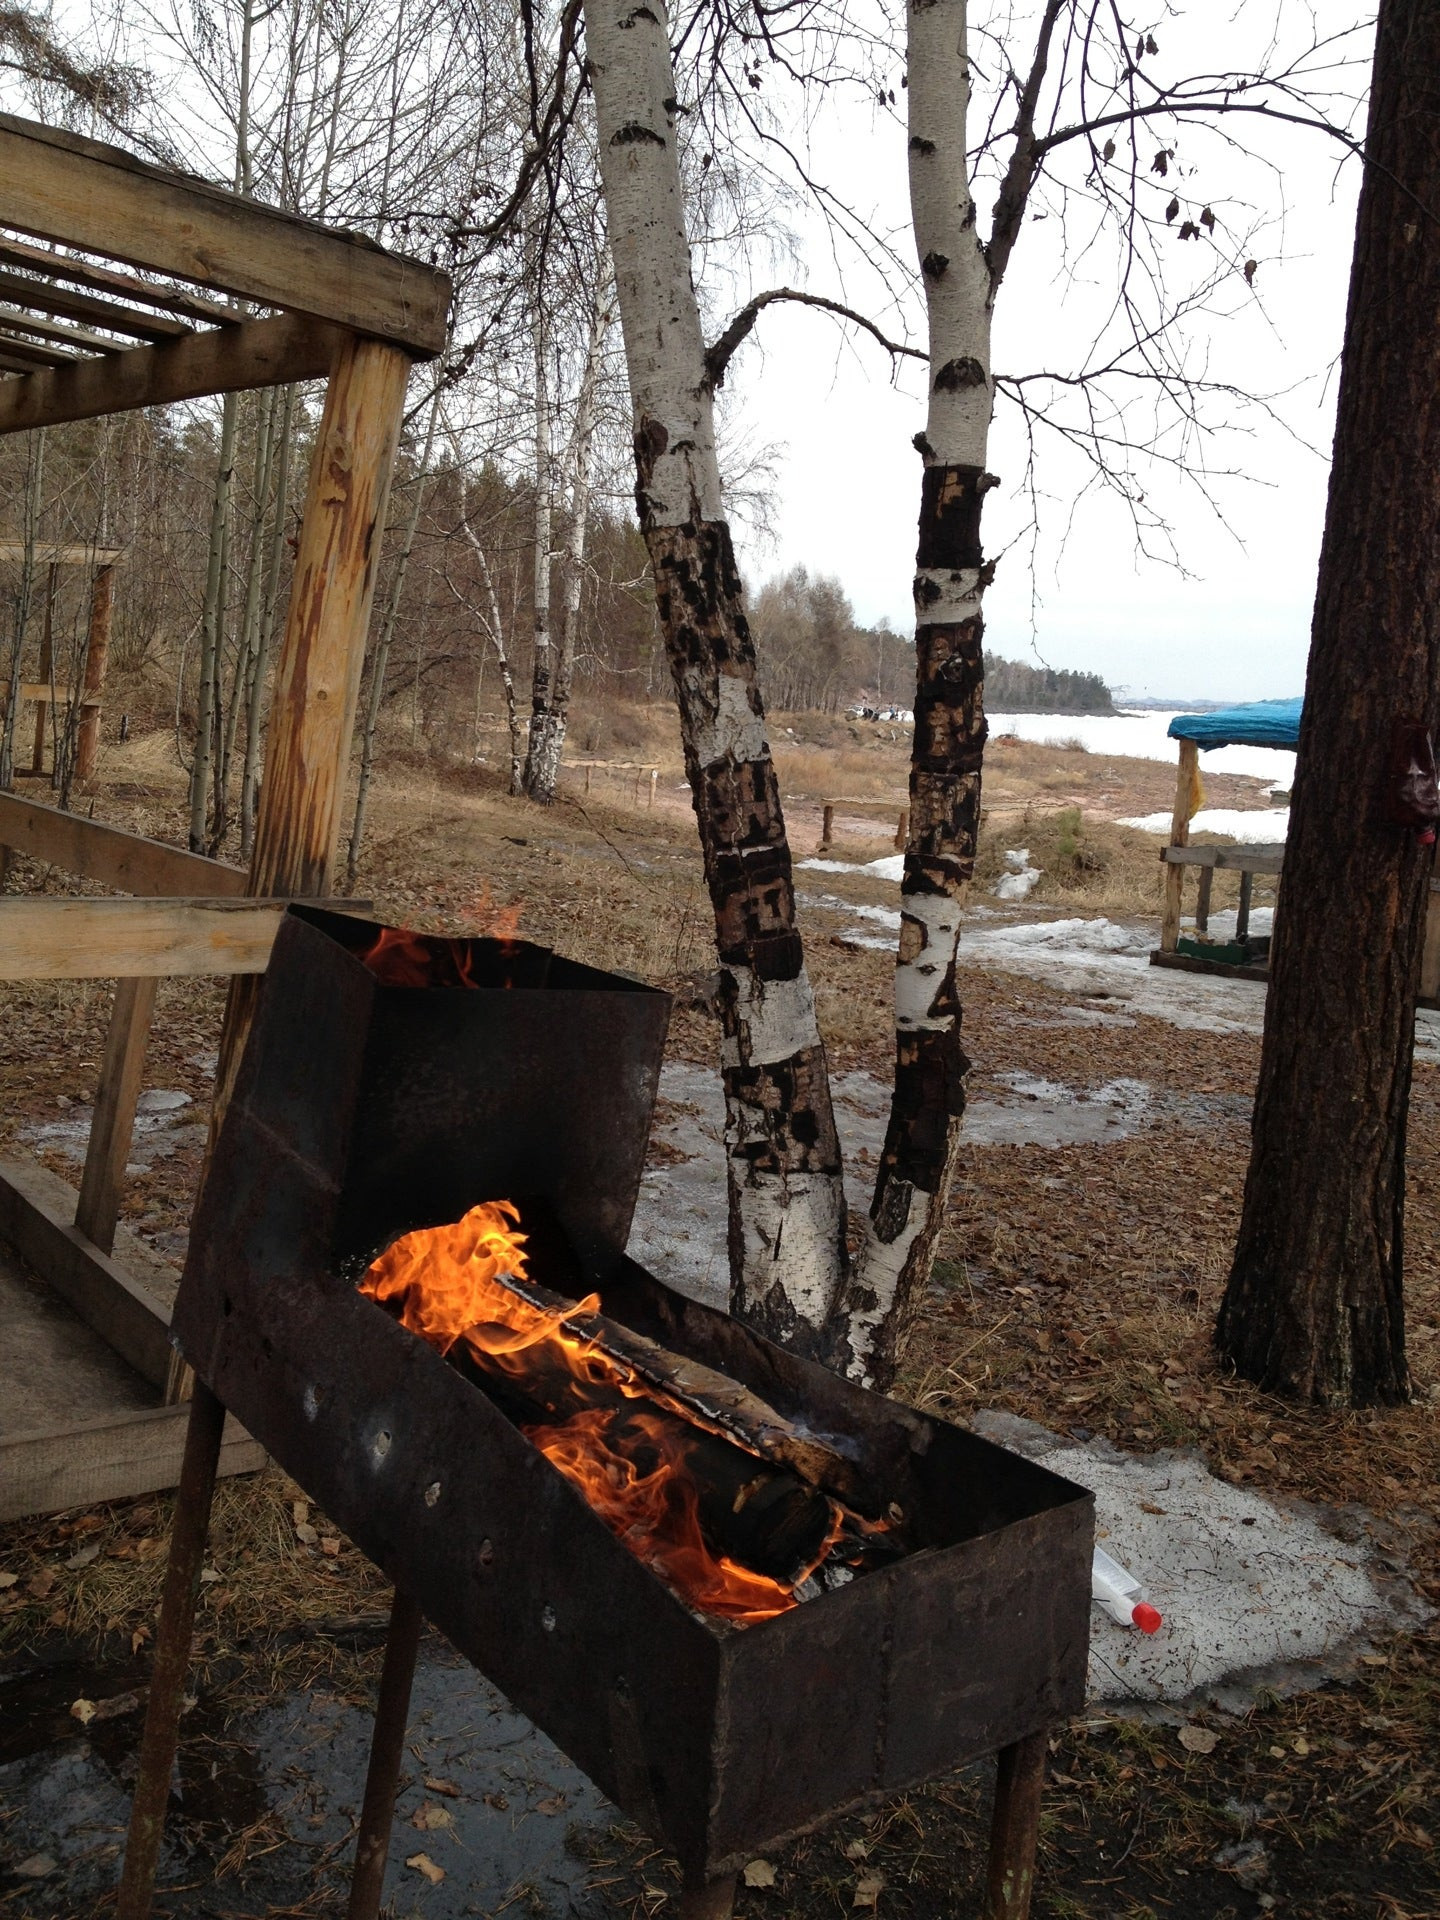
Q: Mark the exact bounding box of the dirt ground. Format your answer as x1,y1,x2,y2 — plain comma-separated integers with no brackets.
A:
1,711,1436,1920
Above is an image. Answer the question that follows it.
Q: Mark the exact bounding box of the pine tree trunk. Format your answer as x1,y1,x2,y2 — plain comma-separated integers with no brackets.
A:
1216,0,1440,1408
528,291,611,806
585,0,847,1351
823,0,995,1386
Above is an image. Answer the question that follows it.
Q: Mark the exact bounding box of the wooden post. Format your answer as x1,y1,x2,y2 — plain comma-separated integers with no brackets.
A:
649,767,658,808
75,561,113,783
211,333,411,1124
895,806,910,850
821,801,835,850
1236,868,1253,943
1195,864,1213,934
982,1728,1049,1920
1160,739,1197,953
29,562,57,775
75,975,158,1255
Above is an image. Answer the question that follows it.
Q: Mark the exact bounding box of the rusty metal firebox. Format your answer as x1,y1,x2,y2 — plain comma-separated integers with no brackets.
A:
132,906,1092,1913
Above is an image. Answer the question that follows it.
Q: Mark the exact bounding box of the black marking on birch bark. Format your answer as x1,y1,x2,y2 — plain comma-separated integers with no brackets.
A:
908,135,936,154
960,200,977,231
912,431,935,459
913,574,943,608
617,5,659,23
724,1047,841,1171
933,356,987,392
921,251,949,280
916,467,996,570
733,1267,831,1364
878,1029,968,1195
611,122,665,147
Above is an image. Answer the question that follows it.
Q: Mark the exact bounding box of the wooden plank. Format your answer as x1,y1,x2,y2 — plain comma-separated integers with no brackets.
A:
0,1155,173,1386
0,790,245,894
0,303,124,352
0,233,235,324
0,311,343,437
0,541,124,564
0,262,190,339
0,114,450,355
0,894,359,978
0,1401,263,1523
75,977,158,1255
1161,843,1285,873
0,329,78,369
1149,948,1269,982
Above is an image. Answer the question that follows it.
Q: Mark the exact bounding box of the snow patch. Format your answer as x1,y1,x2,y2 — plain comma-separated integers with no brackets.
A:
990,710,1298,784
1119,806,1290,842
993,848,1042,900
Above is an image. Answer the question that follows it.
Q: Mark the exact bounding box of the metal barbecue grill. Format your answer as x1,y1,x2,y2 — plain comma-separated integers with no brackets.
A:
116,906,1093,1920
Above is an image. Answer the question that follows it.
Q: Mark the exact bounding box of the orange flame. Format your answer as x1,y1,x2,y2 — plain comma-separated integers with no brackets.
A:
358,1202,842,1624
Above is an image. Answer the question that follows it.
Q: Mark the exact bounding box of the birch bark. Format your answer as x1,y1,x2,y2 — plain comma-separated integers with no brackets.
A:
523,302,556,797
823,0,996,1386
584,0,847,1352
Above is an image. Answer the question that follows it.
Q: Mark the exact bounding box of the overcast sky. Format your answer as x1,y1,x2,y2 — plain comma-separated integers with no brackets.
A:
719,5,1369,704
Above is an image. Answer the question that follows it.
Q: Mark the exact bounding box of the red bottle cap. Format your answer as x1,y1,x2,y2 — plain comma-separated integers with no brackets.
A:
1132,1602,1163,1635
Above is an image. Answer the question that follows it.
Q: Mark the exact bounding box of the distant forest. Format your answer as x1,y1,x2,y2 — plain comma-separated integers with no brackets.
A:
984,652,1115,714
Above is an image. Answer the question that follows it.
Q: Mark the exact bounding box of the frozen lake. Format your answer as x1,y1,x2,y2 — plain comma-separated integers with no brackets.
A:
989,709,1297,785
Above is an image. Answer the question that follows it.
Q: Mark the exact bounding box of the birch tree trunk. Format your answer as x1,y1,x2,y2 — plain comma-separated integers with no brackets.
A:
823,0,996,1386
584,0,847,1353
454,500,524,794
1216,0,1440,1406
0,429,45,793
523,303,556,798
527,291,612,806
240,383,297,859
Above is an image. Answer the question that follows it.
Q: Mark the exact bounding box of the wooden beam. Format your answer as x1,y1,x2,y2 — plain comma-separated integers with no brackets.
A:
0,1155,173,1386
0,311,343,436
1160,844,1285,874
0,1400,263,1524
0,303,126,353
1150,948,1269,982
0,114,450,355
0,895,359,978
0,330,78,369
0,233,235,324
0,541,124,564
75,977,158,1255
212,333,411,1115
0,264,189,340
0,790,246,894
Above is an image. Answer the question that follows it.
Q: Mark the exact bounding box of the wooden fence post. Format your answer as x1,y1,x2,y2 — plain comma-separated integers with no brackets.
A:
75,975,158,1254
1160,739,1197,953
895,807,909,851
820,802,835,850
75,561,114,783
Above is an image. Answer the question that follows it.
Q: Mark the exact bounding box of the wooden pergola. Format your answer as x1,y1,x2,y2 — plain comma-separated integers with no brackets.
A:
0,113,451,1517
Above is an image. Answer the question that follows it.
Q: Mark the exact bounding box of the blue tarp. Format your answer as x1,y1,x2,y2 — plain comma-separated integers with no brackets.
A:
1167,698,1303,751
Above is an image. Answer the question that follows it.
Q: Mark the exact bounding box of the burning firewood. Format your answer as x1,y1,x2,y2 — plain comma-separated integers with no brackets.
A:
358,1201,895,1622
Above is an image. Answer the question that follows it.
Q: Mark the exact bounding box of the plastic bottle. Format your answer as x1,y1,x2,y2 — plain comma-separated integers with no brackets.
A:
1092,1545,1163,1633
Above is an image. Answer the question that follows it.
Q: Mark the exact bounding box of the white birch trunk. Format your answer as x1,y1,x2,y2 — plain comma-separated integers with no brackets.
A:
523,302,555,796
584,0,848,1353
824,0,996,1386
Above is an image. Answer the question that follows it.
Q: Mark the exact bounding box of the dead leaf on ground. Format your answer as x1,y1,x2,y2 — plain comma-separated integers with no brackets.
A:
534,1793,568,1815
483,1792,509,1812
67,1543,101,1569
0,1571,16,1590
406,1852,446,1885
15,1855,56,1879
424,1776,461,1797
294,1521,319,1546
742,1860,776,1888
320,1536,341,1557
70,1698,97,1725
1179,1725,1220,1754
853,1872,886,1909
843,1839,870,1861
26,1569,55,1598
411,1803,453,1832
1137,1501,1166,1516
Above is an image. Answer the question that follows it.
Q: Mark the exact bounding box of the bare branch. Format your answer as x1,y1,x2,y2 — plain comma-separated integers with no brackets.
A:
704,286,923,390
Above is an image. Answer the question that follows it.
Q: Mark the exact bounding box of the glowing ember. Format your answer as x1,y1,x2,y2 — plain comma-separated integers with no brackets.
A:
359,1202,863,1624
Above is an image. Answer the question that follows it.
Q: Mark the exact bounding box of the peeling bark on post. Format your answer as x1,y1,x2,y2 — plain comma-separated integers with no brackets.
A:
824,0,997,1387
211,334,411,1124
585,0,846,1351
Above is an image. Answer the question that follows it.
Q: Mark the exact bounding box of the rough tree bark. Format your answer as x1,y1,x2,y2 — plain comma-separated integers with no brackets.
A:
584,0,848,1352
1216,0,1440,1407
527,289,611,806
189,391,237,852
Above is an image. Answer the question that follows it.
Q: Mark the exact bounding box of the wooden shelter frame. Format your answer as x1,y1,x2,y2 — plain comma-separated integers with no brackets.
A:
0,540,124,783
0,112,450,1521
